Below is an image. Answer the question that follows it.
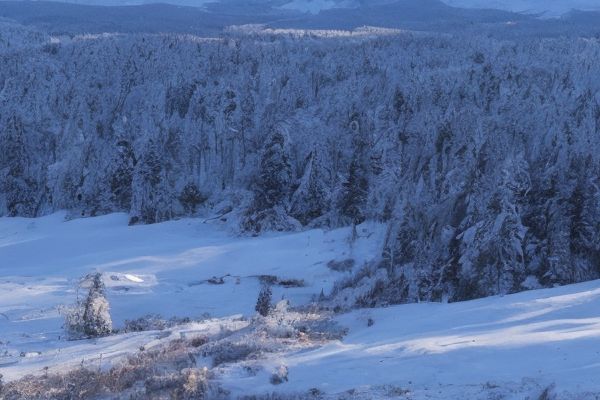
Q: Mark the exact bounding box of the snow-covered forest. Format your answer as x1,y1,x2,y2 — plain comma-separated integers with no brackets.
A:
2,19,600,303
2,1,600,397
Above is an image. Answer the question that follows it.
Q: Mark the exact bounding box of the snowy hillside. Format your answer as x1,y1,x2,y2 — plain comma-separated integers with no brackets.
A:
239,282,600,399
0,213,385,374
2,213,600,398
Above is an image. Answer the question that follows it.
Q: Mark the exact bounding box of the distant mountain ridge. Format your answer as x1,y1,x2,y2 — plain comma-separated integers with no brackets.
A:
442,0,600,17
2,0,600,16
0,0,532,35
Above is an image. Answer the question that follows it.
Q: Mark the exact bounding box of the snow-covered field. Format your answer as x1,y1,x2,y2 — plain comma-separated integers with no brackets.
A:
263,283,600,399
2,213,600,398
0,213,384,379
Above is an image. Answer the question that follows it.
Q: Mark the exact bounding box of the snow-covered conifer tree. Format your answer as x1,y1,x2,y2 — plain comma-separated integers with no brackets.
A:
255,285,272,317
82,273,113,337
290,149,330,226
242,128,297,233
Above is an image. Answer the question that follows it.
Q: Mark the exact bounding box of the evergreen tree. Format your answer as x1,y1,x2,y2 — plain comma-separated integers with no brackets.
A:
242,129,296,233
567,157,600,280
290,149,330,225
255,129,292,211
481,188,526,294
456,161,527,298
255,285,272,317
109,140,135,211
338,153,369,226
130,140,172,224
0,116,38,217
82,273,113,337
179,182,206,215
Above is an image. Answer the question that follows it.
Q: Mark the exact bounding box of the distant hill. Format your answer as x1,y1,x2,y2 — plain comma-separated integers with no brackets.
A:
0,1,276,35
0,0,529,35
442,0,600,17
270,0,530,31
0,0,598,36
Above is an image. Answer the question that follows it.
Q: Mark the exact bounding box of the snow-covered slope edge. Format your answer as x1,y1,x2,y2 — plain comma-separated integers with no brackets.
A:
240,280,600,399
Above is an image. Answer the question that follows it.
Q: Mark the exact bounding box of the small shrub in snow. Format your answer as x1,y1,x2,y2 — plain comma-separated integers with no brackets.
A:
144,373,181,393
122,314,193,333
263,300,299,339
256,285,273,317
270,365,289,385
318,289,326,302
1,367,104,400
209,342,258,367
258,275,278,285
190,335,209,348
178,183,207,215
296,319,348,341
63,304,83,339
207,276,225,285
381,385,409,397
273,299,289,314
538,385,557,400
123,314,167,332
64,273,113,339
1,330,227,399
243,365,262,377
143,368,210,399
277,278,305,288
239,392,322,400
327,258,355,272
264,318,297,339
138,367,219,399
181,368,210,398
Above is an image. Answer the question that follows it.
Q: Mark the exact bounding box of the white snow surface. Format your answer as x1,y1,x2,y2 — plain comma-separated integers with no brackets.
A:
245,283,600,398
2,213,600,398
0,212,383,378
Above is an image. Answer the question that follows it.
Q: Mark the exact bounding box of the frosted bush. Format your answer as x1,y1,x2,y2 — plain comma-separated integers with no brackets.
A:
64,273,112,339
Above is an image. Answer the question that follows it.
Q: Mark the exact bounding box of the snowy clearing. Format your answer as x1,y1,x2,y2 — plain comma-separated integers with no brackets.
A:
0,213,383,378
1,213,600,398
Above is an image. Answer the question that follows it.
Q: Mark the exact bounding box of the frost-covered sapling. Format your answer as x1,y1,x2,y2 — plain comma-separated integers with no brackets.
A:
270,365,289,385
65,273,113,339
255,285,272,317
82,273,113,337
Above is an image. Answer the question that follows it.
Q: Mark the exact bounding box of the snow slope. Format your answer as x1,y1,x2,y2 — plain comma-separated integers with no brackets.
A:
221,281,600,399
0,212,384,376
2,213,600,398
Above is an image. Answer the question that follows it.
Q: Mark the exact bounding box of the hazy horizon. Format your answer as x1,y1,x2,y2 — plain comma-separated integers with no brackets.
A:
2,0,600,17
